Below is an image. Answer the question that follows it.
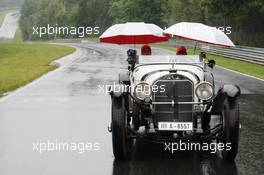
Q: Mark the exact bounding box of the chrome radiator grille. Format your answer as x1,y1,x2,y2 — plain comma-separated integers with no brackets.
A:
153,77,193,124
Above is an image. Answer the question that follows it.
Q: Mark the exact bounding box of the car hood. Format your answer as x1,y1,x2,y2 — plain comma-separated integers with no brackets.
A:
132,64,204,85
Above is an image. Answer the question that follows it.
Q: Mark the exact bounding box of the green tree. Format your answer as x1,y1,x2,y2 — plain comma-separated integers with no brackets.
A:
20,0,112,40
109,0,168,26
204,0,264,46
20,0,39,40
167,0,206,24
74,0,112,31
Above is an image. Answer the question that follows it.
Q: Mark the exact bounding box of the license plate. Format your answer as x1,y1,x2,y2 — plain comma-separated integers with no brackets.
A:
158,122,193,131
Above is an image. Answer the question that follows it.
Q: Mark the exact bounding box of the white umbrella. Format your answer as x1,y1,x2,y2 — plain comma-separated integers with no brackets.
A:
100,22,168,44
164,22,235,47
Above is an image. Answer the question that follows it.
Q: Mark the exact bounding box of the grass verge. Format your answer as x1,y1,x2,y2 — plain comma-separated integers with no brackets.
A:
0,43,75,96
153,44,264,79
12,27,23,42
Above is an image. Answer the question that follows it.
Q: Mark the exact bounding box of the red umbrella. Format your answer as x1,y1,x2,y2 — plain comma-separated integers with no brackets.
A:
100,22,168,44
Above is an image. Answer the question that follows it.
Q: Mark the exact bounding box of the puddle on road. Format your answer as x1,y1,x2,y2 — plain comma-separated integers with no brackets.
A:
235,94,264,175
110,94,264,175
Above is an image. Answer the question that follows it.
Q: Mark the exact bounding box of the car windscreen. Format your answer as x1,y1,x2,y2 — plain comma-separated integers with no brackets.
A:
138,55,202,64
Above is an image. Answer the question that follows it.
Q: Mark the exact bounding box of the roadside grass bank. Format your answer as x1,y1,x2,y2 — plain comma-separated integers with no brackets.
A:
12,27,23,42
153,44,264,80
0,43,75,96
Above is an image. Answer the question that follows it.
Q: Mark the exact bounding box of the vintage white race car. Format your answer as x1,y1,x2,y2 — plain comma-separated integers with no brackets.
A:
108,49,240,161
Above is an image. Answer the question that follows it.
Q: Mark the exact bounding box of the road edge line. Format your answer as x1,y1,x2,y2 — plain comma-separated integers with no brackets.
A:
217,65,264,82
0,44,82,104
155,45,264,82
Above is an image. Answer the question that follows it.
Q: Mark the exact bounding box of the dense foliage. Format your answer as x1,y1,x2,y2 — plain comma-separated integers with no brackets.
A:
19,0,264,47
19,0,111,40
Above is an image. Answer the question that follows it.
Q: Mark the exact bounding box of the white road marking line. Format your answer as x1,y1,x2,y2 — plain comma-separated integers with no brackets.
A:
0,46,83,104
158,46,264,82
217,65,264,82
0,45,263,104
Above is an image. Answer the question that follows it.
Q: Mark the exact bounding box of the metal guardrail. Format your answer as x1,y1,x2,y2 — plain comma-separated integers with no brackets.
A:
201,45,264,65
54,38,264,65
167,40,264,65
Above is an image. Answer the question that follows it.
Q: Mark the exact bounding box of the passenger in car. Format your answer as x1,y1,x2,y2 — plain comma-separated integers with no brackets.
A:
141,45,152,55
176,46,187,55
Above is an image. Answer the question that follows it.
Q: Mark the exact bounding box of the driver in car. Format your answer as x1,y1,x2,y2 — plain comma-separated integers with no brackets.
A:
141,45,152,55
176,46,187,55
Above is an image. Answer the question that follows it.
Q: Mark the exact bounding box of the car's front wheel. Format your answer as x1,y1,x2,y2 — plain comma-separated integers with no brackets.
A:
111,96,131,160
220,98,240,162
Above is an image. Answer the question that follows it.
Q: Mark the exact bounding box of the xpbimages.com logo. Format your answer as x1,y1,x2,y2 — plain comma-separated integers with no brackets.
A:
32,140,100,154
32,24,100,38
164,140,232,154
98,82,166,96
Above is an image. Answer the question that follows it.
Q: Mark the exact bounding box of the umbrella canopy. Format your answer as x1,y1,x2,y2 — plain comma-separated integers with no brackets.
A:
100,22,168,44
164,22,235,47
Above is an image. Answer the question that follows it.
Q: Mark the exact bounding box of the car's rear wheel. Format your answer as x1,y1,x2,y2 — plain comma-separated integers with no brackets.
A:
220,98,240,161
111,96,132,160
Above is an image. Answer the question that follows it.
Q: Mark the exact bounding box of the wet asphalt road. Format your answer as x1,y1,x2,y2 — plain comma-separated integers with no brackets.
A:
0,42,263,175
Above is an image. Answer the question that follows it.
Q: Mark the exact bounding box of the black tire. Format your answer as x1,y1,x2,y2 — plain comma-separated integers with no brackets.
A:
111,96,130,160
221,98,240,162
132,103,140,131
202,113,211,134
